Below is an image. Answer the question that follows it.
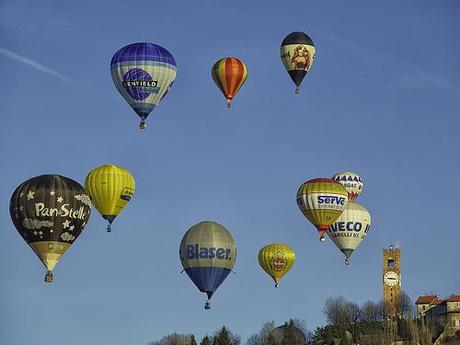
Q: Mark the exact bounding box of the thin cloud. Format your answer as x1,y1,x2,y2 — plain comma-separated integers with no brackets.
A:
0,46,75,86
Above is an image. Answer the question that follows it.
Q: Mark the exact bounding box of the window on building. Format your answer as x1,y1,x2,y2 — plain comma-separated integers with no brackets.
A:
387,259,395,268
455,320,460,327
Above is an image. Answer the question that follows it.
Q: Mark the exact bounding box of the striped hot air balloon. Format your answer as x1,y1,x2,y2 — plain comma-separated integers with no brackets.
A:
211,57,248,108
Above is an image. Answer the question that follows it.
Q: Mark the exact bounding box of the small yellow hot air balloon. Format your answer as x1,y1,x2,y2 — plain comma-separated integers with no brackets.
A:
85,164,135,232
258,244,295,287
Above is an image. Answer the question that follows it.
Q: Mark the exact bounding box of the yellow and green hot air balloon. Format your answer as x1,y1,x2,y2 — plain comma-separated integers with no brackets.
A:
296,178,349,242
85,164,135,232
258,244,295,287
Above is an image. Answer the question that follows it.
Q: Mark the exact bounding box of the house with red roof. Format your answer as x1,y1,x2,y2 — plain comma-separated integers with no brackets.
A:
415,294,460,337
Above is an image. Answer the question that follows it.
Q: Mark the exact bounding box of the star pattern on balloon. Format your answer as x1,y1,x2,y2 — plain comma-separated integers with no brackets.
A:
57,196,63,203
63,219,70,229
26,191,35,200
50,191,55,196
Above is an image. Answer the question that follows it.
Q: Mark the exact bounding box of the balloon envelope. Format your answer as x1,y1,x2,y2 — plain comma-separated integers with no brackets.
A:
258,243,295,287
327,202,371,265
332,171,364,202
296,178,349,241
211,57,247,107
85,164,135,232
280,32,315,93
110,42,177,129
179,221,236,309
9,175,92,281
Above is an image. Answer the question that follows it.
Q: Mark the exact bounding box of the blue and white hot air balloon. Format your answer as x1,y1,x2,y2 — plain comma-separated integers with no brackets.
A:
110,42,177,129
179,221,237,310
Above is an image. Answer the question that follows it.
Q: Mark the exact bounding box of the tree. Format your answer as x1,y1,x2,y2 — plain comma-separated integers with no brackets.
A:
338,330,351,345
190,335,197,345
149,333,192,345
213,326,240,345
213,327,231,345
361,300,382,322
323,296,360,325
399,290,413,319
324,327,334,345
246,321,276,345
200,336,212,345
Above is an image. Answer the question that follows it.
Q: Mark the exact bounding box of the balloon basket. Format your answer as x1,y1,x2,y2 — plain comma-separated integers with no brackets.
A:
227,100,232,108
345,259,350,265
106,224,112,233
139,119,147,129
295,87,300,94
204,301,211,310
275,283,279,288
319,236,326,242
44,271,54,283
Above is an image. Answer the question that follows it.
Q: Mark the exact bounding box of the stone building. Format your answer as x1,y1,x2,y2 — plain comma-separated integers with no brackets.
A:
415,294,460,336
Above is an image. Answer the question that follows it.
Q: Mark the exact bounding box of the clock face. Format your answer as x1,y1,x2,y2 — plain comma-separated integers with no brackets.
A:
384,271,399,286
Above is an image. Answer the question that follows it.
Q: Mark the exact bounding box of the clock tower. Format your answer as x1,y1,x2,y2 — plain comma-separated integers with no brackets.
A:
383,244,401,320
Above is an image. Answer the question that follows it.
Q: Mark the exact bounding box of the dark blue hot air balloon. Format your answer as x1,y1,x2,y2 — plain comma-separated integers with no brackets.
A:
110,42,177,129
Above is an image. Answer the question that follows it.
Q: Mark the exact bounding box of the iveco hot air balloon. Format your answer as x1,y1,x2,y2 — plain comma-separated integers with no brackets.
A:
85,164,135,232
332,171,364,202
258,244,295,287
111,42,177,129
179,221,236,309
296,178,348,242
327,202,371,265
280,32,315,94
9,175,92,282
211,57,248,107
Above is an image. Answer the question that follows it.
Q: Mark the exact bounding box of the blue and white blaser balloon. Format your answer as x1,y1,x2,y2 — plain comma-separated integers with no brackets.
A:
110,42,177,129
179,221,237,310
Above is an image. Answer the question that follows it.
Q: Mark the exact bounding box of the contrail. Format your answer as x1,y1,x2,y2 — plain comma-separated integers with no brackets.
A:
0,46,76,86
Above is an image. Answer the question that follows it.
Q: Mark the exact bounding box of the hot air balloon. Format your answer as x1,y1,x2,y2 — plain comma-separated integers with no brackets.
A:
9,175,92,282
258,244,295,287
332,171,364,202
85,164,135,232
179,221,236,309
327,202,371,265
280,32,315,94
110,42,177,129
296,178,348,242
211,57,247,108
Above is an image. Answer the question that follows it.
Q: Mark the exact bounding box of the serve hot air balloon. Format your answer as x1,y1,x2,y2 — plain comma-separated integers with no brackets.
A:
258,244,295,287
296,178,348,242
179,221,236,310
280,32,315,94
110,42,177,129
9,175,92,282
85,164,135,232
332,171,364,202
211,57,247,108
327,202,371,265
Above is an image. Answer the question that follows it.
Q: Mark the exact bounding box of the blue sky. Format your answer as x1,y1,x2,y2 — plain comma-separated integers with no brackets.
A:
1,1,459,344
